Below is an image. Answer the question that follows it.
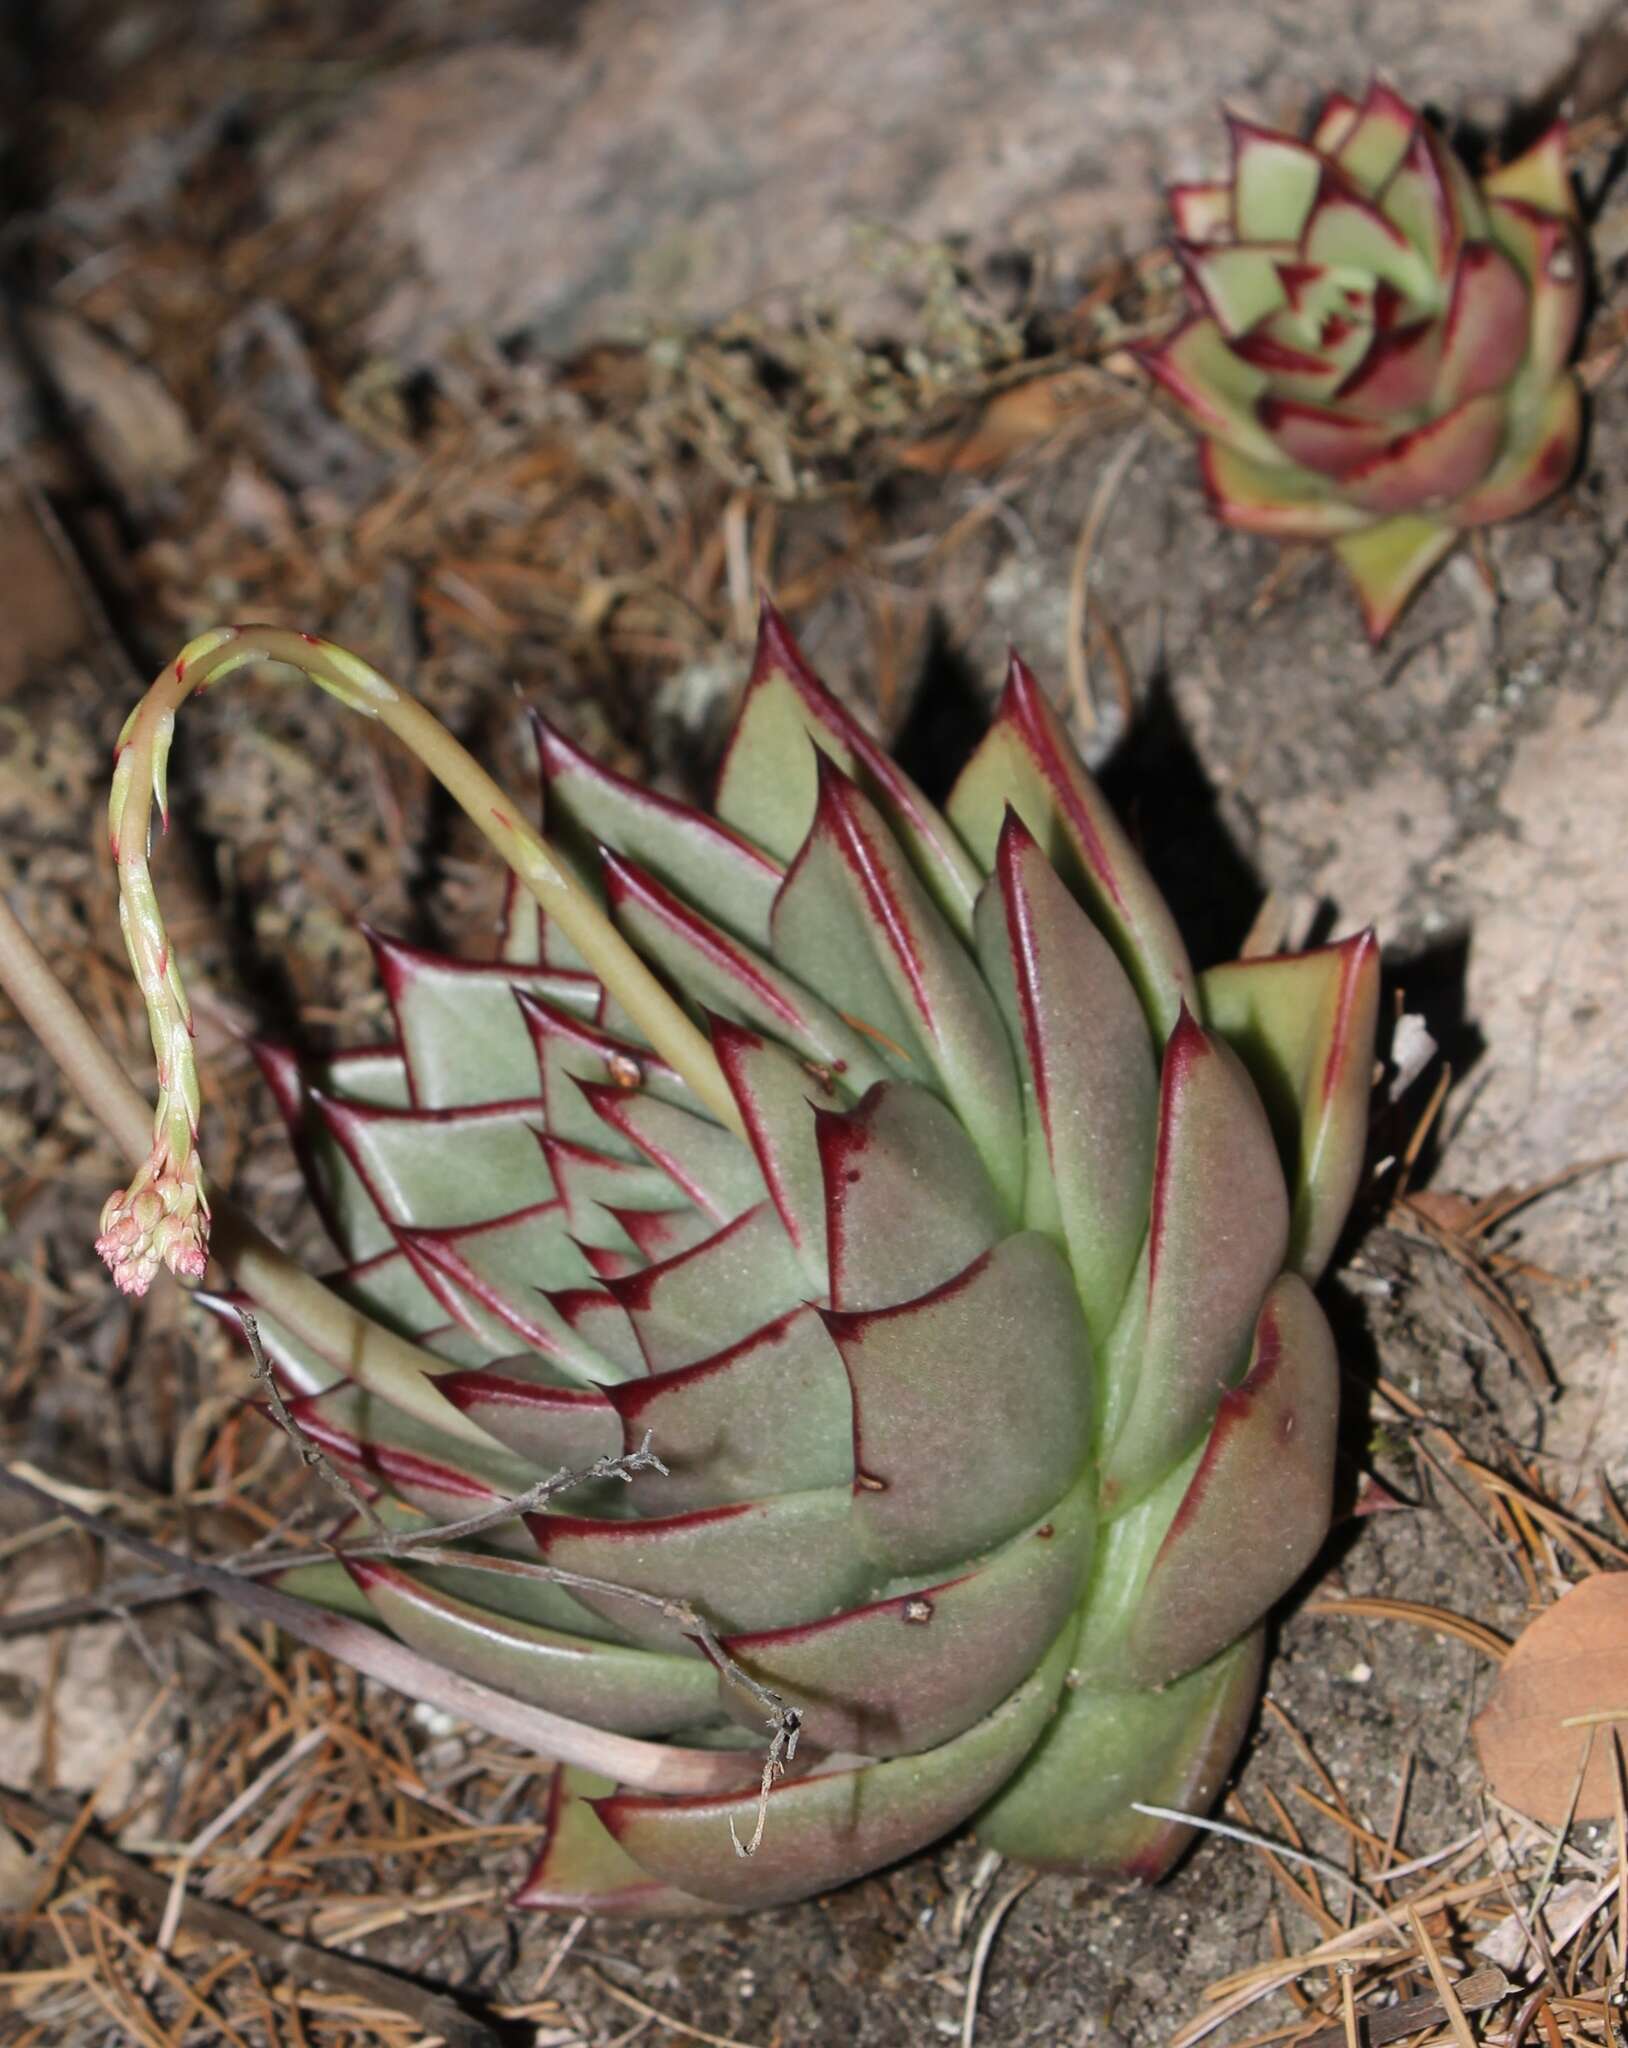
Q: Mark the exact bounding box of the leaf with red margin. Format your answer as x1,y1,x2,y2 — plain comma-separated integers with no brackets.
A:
816,1078,1004,1314
1338,392,1505,518
715,604,983,933
1200,441,1370,539
946,655,1197,1037
1169,180,1232,243
394,1204,599,1357
1332,80,1419,196
1134,315,1284,466
526,1487,874,1647
606,1200,808,1372
1451,374,1581,528
594,1632,1069,1908
365,928,599,1110
532,709,782,947
770,757,1023,1217
283,1381,538,1538
824,1232,1093,1576
345,1558,719,1733
974,1629,1264,1877
579,1075,766,1222
1101,1010,1289,1510
719,1475,1092,1756
1302,187,1435,305
1486,200,1585,387
1259,394,1402,477
1177,239,1295,335
1378,125,1486,271
515,989,688,1156
252,1040,405,1261
1311,91,1362,157
601,847,891,1094
973,812,1157,1351
312,1088,557,1239
1433,242,1530,408
513,1770,723,1916
1227,116,1324,243
1481,123,1576,221
710,1016,829,1285
432,1358,624,1467
604,1304,853,1513
1123,1274,1339,1688
1332,511,1458,641
1332,319,1444,418
1199,930,1380,1281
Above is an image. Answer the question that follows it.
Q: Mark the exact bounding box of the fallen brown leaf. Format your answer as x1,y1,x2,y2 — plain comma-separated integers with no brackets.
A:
1473,1574,1628,1827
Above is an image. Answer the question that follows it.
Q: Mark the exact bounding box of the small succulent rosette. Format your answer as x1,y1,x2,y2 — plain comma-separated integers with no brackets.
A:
1140,83,1584,639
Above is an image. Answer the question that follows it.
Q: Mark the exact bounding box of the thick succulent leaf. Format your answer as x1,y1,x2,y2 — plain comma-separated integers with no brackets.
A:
817,1078,1005,1314
715,605,983,933
253,1042,403,1261
527,1487,874,1646
602,849,891,1092
1199,929,1379,1280
721,1475,1093,1755
1433,243,1530,408
771,759,1024,1215
1486,199,1585,386
1124,1275,1339,1688
1259,394,1401,478
1228,118,1323,243
1481,123,1576,220
313,1091,555,1234
516,991,686,1159
609,1200,809,1371
1229,320,1348,401
326,1246,461,1346
947,656,1196,1036
346,1559,720,1733
974,1630,1264,1877
284,1382,539,1537
1332,80,1418,196
1332,512,1458,641
1199,441,1370,539
1178,241,1294,335
533,711,782,947
396,1208,638,1374
1310,91,1361,157
1102,1011,1289,1509
1136,315,1283,466
595,1632,1070,1908
1333,319,1444,417
581,1080,767,1223
434,1360,624,1466
974,813,1156,1351
711,1018,829,1283
605,1305,854,1513
1451,373,1581,527
1168,181,1232,242
540,1135,685,1261
826,1231,1093,1575
546,1286,649,1377
1379,126,1485,271
366,931,598,1109
514,1770,722,1915
1303,189,1436,306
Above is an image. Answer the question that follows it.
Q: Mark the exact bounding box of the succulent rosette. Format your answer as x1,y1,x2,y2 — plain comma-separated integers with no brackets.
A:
1141,83,1585,639
96,611,1376,1913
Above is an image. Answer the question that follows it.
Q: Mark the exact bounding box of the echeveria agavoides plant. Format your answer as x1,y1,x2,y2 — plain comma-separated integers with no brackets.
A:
1141,83,1584,639
90,611,1376,1910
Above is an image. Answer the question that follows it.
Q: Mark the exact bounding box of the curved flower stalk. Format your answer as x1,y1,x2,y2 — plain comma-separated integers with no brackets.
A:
1140,83,1585,639
91,608,1377,1910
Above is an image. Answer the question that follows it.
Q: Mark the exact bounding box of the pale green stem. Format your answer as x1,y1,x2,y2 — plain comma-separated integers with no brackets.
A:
95,624,743,1294
0,887,497,1447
